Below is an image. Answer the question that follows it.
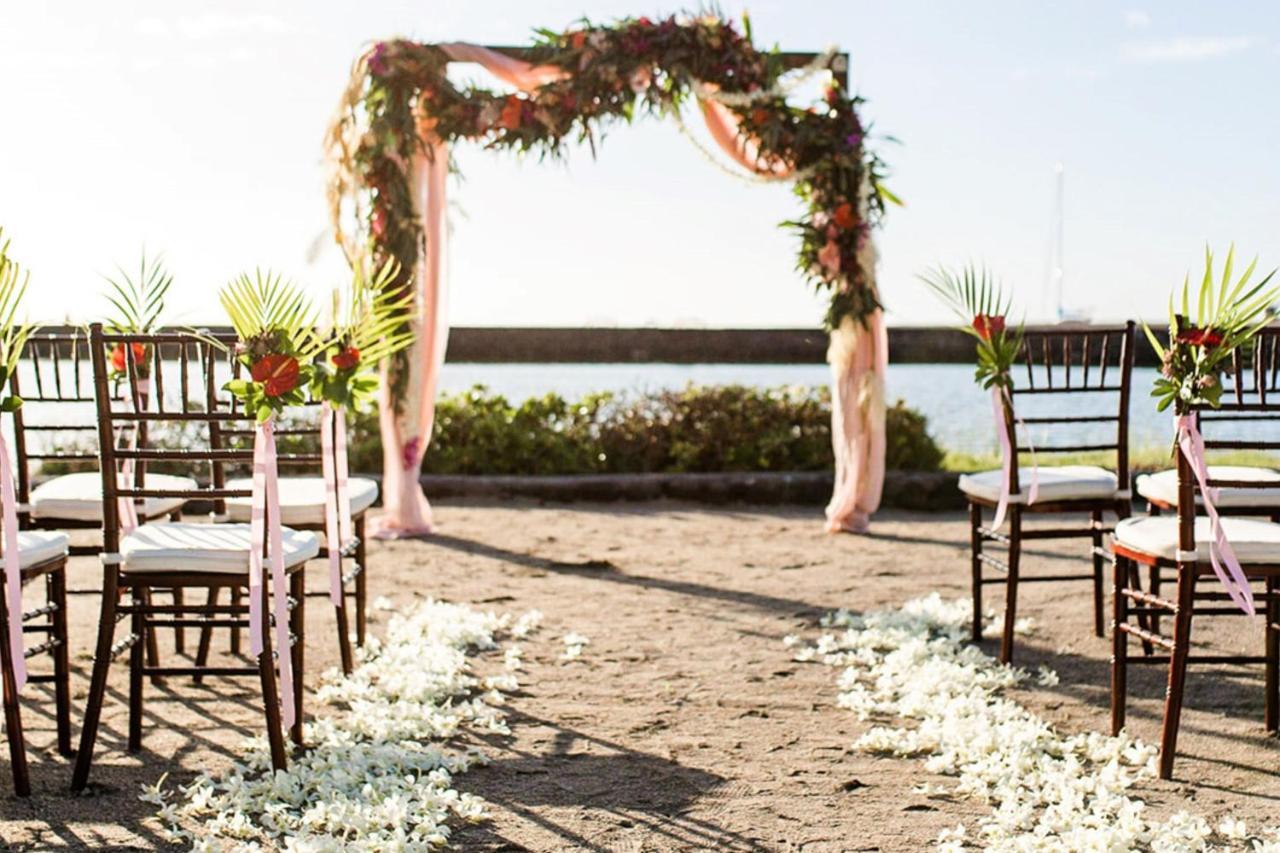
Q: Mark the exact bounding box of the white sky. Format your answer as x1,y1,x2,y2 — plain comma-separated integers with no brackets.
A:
1,1,1277,328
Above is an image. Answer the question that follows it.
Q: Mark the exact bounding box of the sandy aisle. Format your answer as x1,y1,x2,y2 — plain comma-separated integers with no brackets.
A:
2,503,1278,850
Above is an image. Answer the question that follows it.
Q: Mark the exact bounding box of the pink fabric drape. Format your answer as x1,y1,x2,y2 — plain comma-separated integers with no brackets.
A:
824,312,888,534
370,44,566,539
370,43,887,536
1,430,25,691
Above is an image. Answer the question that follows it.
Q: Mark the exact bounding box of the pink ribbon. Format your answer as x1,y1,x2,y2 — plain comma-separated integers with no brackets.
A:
991,386,1039,530
0,431,26,691
1176,414,1255,615
249,418,296,727
320,403,353,607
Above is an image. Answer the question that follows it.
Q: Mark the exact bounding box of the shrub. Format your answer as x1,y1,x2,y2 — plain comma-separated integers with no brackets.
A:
38,385,946,477
351,384,943,475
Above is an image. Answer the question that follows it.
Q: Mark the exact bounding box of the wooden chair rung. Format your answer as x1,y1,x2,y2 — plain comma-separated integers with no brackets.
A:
1118,622,1175,651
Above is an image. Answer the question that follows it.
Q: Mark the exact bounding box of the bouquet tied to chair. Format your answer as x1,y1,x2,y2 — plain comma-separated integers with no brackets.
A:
1143,246,1280,615
921,264,1032,528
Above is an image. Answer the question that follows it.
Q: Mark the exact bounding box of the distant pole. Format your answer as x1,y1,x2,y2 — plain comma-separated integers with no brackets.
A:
1049,162,1065,322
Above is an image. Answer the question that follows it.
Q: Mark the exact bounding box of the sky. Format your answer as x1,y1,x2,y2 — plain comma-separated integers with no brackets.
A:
1,1,1278,329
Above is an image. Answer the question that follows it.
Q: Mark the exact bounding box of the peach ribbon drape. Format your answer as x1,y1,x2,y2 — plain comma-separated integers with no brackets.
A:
371,43,886,536
701,95,888,534
370,44,566,539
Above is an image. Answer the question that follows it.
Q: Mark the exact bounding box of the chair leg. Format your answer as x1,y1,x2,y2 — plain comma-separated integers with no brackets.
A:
1111,555,1129,735
230,586,242,655
1128,563,1156,657
1090,510,1105,638
1267,576,1279,733
141,588,162,686
290,569,305,747
355,515,367,648
1149,565,1162,639
1159,567,1197,780
194,586,218,685
128,586,145,753
999,507,1022,664
49,568,72,757
970,502,983,643
256,578,288,772
0,581,30,796
172,588,185,655
71,569,122,792
334,570,354,676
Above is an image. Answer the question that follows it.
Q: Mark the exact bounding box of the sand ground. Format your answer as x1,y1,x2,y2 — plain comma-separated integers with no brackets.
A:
1,502,1279,851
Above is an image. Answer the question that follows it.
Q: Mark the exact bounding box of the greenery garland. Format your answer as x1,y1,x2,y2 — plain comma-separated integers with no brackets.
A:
326,12,895,407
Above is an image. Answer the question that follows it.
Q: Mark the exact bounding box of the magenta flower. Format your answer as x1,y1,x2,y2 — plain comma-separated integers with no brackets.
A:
368,42,388,76
402,436,422,470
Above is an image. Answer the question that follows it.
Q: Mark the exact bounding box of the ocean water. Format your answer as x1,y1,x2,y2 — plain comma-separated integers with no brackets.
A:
5,359,1235,457
436,362,1178,455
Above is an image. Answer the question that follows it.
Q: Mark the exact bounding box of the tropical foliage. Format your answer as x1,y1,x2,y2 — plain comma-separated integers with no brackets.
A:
337,385,942,475
220,270,325,422
311,258,415,411
101,251,172,380
0,230,31,413
1144,246,1279,413
919,264,1023,391
326,12,893,406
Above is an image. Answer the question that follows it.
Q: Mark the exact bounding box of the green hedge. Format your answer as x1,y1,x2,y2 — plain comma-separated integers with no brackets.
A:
344,385,943,475
40,385,945,477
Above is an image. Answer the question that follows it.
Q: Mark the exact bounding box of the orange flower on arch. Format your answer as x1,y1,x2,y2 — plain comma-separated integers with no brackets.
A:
499,96,524,130
832,203,856,230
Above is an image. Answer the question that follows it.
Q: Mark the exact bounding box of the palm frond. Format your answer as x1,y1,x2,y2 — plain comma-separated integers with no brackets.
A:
102,250,172,333
334,258,416,365
219,269,324,358
917,263,1012,335
0,229,32,382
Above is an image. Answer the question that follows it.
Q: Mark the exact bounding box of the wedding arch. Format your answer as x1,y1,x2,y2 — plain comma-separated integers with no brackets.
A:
324,13,895,537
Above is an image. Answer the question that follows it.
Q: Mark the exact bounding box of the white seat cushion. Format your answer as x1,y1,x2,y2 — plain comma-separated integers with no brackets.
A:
223,477,379,526
10,531,70,569
1136,466,1280,509
958,465,1119,504
30,472,197,523
120,522,320,574
1114,515,1280,562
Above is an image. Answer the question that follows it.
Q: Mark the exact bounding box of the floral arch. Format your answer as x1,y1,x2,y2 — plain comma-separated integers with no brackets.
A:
325,12,894,537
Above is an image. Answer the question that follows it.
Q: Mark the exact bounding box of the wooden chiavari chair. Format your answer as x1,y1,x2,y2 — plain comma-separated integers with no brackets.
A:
71,326,320,791
963,322,1136,663
1111,326,1280,779
189,335,375,676
12,329,199,664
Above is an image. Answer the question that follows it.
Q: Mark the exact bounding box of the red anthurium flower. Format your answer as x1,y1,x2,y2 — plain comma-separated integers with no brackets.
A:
332,346,361,370
251,354,300,398
832,202,856,230
499,96,523,130
569,30,586,49
1175,327,1224,348
972,314,1006,341
111,343,147,373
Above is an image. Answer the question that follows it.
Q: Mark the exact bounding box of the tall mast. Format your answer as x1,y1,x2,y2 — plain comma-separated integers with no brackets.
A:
1049,162,1065,322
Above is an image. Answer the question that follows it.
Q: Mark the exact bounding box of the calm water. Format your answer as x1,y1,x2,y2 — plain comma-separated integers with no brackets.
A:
437,363,1178,455
4,359,1211,456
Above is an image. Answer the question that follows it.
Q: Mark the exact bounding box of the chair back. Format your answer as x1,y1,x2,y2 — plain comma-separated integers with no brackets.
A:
87,325,273,557
8,329,105,526
1001,322,1136,496
1176,324,1280,550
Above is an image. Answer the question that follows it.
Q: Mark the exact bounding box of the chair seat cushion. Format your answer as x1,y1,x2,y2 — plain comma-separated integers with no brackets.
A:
12,531,70,569
30,472,197,523
121,522,320,574
1136,466,1280,509
223,477,379,526
958,465,1119,504
1113,516,1280,562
